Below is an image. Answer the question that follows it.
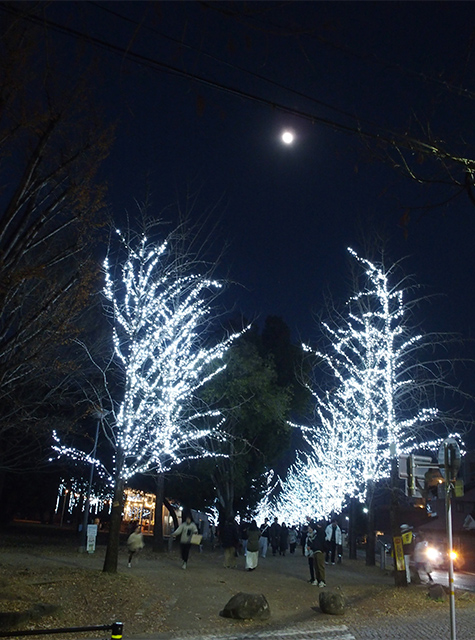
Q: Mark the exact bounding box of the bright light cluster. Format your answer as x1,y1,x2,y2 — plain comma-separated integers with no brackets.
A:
55,479,112,516
252,470,281,523
278,248,440,519
56,230,243,484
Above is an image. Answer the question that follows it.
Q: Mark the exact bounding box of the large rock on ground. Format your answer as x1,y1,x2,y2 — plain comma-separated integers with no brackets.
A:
319,588,346,615
428,584,447,602
220,592,270,620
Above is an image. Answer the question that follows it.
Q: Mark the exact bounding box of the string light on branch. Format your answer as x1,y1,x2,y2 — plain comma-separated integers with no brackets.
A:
279,248,447,519
55,227,245,486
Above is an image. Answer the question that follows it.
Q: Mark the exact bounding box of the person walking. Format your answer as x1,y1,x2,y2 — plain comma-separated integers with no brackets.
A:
126,523,144,568
172,513,198,570
300,523,308,555
414,532,434,583
400,523,414,584
245,520,260,571
240,521,249,557
279,522,289,556
325,519,342,564
288,525,298,554
259,518,270,558
269,517,281,556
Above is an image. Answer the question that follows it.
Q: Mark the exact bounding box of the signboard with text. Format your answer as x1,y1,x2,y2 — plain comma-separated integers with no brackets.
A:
392,536,405,572
86,524,98,553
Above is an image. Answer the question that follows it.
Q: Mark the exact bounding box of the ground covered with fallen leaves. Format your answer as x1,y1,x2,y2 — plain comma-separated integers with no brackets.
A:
1,526,475,638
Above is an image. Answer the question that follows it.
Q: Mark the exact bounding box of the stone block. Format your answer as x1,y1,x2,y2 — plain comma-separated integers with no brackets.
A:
319,588,346,615
220,592,270,620
428,583,447,602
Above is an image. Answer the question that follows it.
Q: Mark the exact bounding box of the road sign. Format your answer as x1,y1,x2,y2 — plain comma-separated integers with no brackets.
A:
399,454,434,497
438,438,461,481
392,536,405,572
398,454,433,479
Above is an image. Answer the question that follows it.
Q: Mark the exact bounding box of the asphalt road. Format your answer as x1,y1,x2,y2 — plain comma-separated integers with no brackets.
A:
431,567,475,592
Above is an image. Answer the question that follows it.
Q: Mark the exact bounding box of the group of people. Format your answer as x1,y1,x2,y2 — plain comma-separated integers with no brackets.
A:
126,512,345,582
258,517,299,558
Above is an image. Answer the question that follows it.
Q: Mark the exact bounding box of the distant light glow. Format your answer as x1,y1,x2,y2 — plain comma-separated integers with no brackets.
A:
281,130,294,144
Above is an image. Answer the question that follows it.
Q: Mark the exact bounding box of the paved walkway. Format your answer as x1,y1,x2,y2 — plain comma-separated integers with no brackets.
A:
2,530,474,640
139,609,474,640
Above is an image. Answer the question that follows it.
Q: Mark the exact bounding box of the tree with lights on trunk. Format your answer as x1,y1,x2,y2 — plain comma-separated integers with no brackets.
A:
55,222,244,572
276,387,363,523
281,248,460,581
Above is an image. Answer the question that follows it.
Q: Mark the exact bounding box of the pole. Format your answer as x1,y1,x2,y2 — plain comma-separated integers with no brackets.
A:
348,497,357,560
60,488,68,528
111,622,123,640
80,417,101,551
445,442,456,640
390,451,407,587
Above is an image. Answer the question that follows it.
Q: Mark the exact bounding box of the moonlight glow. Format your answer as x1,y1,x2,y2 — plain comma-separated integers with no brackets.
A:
281,130,294,144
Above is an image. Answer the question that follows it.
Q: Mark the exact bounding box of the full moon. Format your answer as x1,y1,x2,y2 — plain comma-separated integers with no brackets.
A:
281,130,294,144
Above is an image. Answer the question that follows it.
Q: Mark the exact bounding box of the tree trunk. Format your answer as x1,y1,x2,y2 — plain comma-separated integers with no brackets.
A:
348,497,357,560
152,472,165,553
164,497,179,529
390,456,407,587
103,476,125,573
365,480,376,566
213,458,235,521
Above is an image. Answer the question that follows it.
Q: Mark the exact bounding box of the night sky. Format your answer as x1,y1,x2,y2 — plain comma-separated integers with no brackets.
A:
19,2,475,400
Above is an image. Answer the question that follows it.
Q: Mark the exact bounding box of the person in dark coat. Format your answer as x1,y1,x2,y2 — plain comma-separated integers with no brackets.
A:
269,517,281,556
279,522,289,556
245,520,261,570
300,524,308,555
259,517,270,558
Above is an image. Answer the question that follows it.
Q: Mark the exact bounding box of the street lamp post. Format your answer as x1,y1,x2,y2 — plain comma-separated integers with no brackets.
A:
79,410,103,552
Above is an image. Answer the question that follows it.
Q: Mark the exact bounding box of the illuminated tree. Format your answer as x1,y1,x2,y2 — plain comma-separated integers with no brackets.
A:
280,249,443,536
55,224,243,572
310,249,439,471
277,387,364,522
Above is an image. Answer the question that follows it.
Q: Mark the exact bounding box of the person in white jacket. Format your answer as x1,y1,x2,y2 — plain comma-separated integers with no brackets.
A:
325,519,342,565
173,513,198,569
126,523,144,568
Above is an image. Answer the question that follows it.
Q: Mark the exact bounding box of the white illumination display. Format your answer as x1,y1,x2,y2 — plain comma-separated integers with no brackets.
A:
54,229,244,484
278,248,444,519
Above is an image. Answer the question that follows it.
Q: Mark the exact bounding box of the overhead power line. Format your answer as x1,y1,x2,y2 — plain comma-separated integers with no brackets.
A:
1,2,474,175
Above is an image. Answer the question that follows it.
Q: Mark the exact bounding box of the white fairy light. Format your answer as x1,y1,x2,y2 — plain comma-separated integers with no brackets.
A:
280,248,444,518
253,470,281,523
55,228,244,486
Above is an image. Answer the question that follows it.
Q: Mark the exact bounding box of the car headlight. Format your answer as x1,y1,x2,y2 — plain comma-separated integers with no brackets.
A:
426,546,439,561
